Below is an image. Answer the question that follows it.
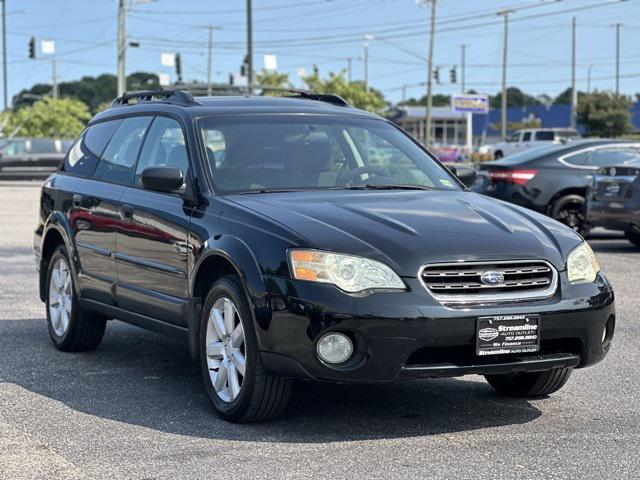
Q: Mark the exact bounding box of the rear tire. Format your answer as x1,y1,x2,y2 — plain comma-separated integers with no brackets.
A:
551,194,589,236
485,367,573,397
45,245,106,351
199,275,292,422
626,231,640,247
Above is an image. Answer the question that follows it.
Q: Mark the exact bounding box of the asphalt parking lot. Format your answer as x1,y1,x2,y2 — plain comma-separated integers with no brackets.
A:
0,181,638,480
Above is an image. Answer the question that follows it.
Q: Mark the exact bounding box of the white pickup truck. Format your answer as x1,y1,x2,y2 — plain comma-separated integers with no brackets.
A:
491,128,581,159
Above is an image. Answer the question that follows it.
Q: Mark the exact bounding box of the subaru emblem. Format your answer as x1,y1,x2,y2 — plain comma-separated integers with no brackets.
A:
480,271,505,285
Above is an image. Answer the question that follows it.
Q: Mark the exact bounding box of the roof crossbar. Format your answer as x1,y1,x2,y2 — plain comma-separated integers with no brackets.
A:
110,89,200,107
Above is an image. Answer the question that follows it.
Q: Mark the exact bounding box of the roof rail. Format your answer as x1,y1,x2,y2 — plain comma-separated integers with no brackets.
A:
110,89,200,107
257,87,350,107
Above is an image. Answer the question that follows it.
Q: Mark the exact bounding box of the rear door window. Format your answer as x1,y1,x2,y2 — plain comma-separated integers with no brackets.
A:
590,147,640,167
522,132,532,141
29,138,57,154
94,116,152,185
64,119,121,177
534,131,555,141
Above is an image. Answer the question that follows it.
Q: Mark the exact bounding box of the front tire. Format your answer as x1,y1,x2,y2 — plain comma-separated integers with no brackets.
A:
485,367,573,397
199,275,292,422
45,246,106,351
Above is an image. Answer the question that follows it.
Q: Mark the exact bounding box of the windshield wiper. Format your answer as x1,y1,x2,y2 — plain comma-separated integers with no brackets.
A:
234,188,304,195
331,184,433,191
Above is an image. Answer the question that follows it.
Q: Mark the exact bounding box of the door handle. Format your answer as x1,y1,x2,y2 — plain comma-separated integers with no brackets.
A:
121,205,134,221
72,194,82,208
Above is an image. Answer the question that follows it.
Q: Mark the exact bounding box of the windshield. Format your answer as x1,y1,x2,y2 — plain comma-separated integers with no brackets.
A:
198,115,460,194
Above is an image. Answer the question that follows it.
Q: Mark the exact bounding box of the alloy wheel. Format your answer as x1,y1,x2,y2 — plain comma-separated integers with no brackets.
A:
48,257,73,337
205,297,246,402
556,204,585,232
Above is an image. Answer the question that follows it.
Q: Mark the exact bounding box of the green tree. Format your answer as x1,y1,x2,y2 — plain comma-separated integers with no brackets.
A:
577,91,633,137
490,87,542,109
2,97,91,138
13,72,159,113
302,71,387,113
399,94,450,107
553,87,586,106
256,69,292,89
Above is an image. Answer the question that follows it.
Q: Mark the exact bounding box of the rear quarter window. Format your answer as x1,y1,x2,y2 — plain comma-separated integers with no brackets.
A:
64,119,121,177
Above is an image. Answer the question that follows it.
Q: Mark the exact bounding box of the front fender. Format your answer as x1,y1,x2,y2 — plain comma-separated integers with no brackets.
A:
187,234,270,360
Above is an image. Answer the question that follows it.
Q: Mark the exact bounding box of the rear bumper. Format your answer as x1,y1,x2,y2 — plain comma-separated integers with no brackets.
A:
257,274,615,383
587,199,639,232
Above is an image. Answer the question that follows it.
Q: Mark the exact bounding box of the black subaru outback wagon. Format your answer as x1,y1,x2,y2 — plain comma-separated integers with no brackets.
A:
34,90,615,422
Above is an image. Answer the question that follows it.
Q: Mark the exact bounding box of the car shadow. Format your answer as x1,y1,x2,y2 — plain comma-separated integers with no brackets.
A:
1,318,542,443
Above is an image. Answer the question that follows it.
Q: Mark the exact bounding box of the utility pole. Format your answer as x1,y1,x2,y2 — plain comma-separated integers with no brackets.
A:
207,26,213,96
246,0,253,92
460,44,466,94
347,57,352,84
364,35,372,93
570,16,577,129
402,84,407,103
51,59,58,99
206,26,221,96
498,9,511,142
1,0,7,110
614,23,621,96
587,64,593,93
424,0,437,147
117,0,126,96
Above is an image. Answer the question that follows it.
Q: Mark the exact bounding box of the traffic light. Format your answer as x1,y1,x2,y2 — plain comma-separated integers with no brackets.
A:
433,67,440,84
28,37,36,59
175,53,182,82
450,66,457,84
229,73,234,85
240,55,248,77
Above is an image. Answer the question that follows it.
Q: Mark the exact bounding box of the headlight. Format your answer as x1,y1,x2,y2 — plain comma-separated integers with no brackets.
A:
288,249,405,293
567,242,600,283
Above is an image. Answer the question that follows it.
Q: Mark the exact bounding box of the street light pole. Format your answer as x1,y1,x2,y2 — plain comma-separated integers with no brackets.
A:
51,59,58,99
498,9,511,142
117,0,126,96
1,0,7,110
570,16,577,129
460,44,466,94
207,26,213,96
347,57,352,84
424,0,437,147
246,0,253,92
364,35,372,93
614,22,621,96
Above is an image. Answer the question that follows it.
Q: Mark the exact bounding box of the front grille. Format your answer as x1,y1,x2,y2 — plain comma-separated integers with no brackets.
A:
420,260,558,304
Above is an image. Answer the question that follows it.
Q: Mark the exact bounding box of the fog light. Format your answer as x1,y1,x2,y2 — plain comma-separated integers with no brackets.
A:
317,333,353,364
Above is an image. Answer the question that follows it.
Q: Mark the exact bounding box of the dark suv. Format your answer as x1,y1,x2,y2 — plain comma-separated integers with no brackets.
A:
34,90,614,422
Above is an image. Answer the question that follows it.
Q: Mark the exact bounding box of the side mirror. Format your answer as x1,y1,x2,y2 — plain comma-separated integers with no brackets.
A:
140,166,184,193
448,165,477,188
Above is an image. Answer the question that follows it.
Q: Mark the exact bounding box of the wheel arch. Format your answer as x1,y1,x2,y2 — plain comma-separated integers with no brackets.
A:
188,235,268,360
39,213,77,302
546,187,588,215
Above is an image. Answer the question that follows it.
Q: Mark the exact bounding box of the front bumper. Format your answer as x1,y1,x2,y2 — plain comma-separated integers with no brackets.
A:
255,273,615,383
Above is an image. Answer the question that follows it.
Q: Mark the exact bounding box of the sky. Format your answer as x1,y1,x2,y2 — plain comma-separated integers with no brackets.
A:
4,0,640,104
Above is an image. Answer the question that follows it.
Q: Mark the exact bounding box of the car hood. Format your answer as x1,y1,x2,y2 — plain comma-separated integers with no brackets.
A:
226,190,582,277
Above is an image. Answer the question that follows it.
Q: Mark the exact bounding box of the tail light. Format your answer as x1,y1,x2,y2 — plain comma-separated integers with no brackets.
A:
488,169,538,185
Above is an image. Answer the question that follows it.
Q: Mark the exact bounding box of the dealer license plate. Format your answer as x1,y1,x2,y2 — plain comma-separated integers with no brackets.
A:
476,314,540,356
